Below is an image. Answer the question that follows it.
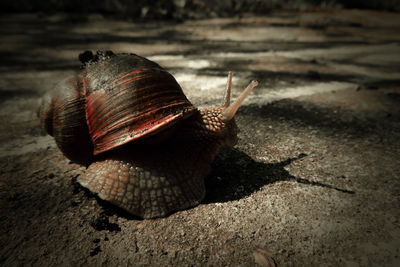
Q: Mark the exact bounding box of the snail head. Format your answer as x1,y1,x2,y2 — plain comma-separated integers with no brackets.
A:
200,72,258,147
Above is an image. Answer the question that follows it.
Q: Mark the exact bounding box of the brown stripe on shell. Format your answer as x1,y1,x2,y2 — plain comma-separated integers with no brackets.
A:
86,69,185,134
85,67,196,155
89,79,182,134
94,103,192,154
85,69,158,126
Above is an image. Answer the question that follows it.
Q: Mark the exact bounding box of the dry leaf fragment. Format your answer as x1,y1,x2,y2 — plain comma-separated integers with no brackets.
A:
253,248,277,267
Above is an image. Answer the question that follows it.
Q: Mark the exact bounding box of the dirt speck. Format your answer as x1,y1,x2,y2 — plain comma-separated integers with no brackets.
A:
90,216,121,232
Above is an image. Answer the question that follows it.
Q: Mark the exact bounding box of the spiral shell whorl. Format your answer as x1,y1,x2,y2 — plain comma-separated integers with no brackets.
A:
39,76,93,165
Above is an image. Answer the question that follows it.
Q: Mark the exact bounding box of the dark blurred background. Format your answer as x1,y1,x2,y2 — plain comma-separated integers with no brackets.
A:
2,0,399,20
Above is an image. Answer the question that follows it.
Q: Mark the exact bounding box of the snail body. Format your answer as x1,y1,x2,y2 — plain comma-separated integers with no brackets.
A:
39,51,258,218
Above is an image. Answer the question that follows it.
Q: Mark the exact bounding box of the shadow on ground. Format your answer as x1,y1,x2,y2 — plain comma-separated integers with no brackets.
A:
204,148,354,204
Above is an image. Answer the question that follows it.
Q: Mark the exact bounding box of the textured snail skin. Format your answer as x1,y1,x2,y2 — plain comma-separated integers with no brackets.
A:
79,109,238,219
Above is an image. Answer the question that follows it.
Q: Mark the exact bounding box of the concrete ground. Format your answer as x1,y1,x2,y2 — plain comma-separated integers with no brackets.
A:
1,10,400,266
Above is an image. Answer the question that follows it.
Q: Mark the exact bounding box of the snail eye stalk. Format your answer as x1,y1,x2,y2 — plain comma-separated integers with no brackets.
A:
222,80,258,121
223,71,233,107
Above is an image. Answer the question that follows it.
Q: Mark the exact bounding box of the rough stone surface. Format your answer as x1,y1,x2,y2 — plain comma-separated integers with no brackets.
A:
1,10,400,266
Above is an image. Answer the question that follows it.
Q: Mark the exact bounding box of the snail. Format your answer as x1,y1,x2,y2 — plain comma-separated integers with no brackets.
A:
38,50,258,219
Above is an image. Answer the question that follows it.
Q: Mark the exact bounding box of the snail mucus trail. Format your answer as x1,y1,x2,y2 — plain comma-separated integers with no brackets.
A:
38,50,258,219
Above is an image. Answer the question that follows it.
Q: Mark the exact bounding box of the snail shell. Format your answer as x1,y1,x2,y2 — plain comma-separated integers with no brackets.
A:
39,50,258,218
